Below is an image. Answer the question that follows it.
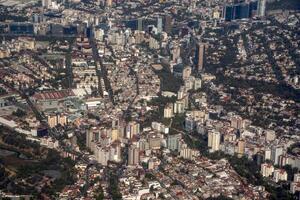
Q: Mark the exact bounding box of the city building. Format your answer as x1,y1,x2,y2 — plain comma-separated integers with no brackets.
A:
164,103,174,118
167,134,181,151
208,131,220,152
47,113,68,128
237,139,245,156
223,1,258,21
106,0,112,7
157,17,163,33
126,121,140,139
180,147,199,160
138,18,143,31
273,169,288,183
128,144,140,166
271,145,284,165
195,43,205,72
257,0,266,17
42,0,52,8
163,15,172,33
291,174,300,194
261,163,274,177
265,130,276,142
230,116,244,130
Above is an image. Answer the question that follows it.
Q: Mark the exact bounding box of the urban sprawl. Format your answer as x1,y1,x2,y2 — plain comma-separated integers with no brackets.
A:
0,0,299,199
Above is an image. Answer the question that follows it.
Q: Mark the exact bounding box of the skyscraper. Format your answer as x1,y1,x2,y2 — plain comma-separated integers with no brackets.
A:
208,131,220,152
128,144,140,166
138,18,143,31
125,121,140,139
271,145,284,165
95,145,110,166
257,0,266,17
224,5,234,21
164,103,174,118
42,0,51,8
171,44,181,63
195,43,205,71
164,15,172,33
167,134,181,151
230,116,244,129
106,0,112,7
157,17,163,33
237,139,245,156
223,1,258,21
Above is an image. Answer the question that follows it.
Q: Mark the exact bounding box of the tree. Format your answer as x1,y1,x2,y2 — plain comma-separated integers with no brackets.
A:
12,108,26,117
95,185,104,200
108,172,122,200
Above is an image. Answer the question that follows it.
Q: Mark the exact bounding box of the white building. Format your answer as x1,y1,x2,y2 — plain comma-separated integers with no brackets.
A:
261,163,274,177
273,169,287,183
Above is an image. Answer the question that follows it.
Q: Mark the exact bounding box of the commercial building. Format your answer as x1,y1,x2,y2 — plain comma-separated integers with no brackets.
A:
261,163,274,177
167,134,181,151
208,131,220,152
223,1,258,21
271,145,284,165
237,139,245,156
273,169,287,183
195,43,205,72
257,0,266,17
47,113,68,128
126,121,140,139
128,144,140,166
164,103,174,118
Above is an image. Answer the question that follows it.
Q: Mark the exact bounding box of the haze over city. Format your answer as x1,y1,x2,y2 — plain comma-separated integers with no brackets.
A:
0,0,299,199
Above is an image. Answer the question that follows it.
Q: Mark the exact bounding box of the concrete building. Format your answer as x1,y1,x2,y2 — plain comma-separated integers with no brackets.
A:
273,169,287,183
174,100,185,114
167,134,181,151
257,0,266,17
157,17,163,33
291,174,300,194
182,66,192,80
195,43,205,71
261,163,274,177
138,18,143,31
237,139,245,156
126,121,140,139
42,0,52,8
148,134,161,150
271,145,284,165
128,144,140,166
171,44,181,63
208,131,220,152
265,148,271,160
47,114,68,128
265,130,276,142
163,15,172,33
164,103,174,118
106,0,112,7
194,78,202,90
95,145,110,166
180,148,199,160
230,116,244,129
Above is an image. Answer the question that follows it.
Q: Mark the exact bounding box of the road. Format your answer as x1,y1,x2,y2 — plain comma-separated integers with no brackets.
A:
89,37,115,104
122,64,140,119
0,80,46,122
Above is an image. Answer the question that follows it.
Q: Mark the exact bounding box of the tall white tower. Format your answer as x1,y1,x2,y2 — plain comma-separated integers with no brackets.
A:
258,0,266,17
